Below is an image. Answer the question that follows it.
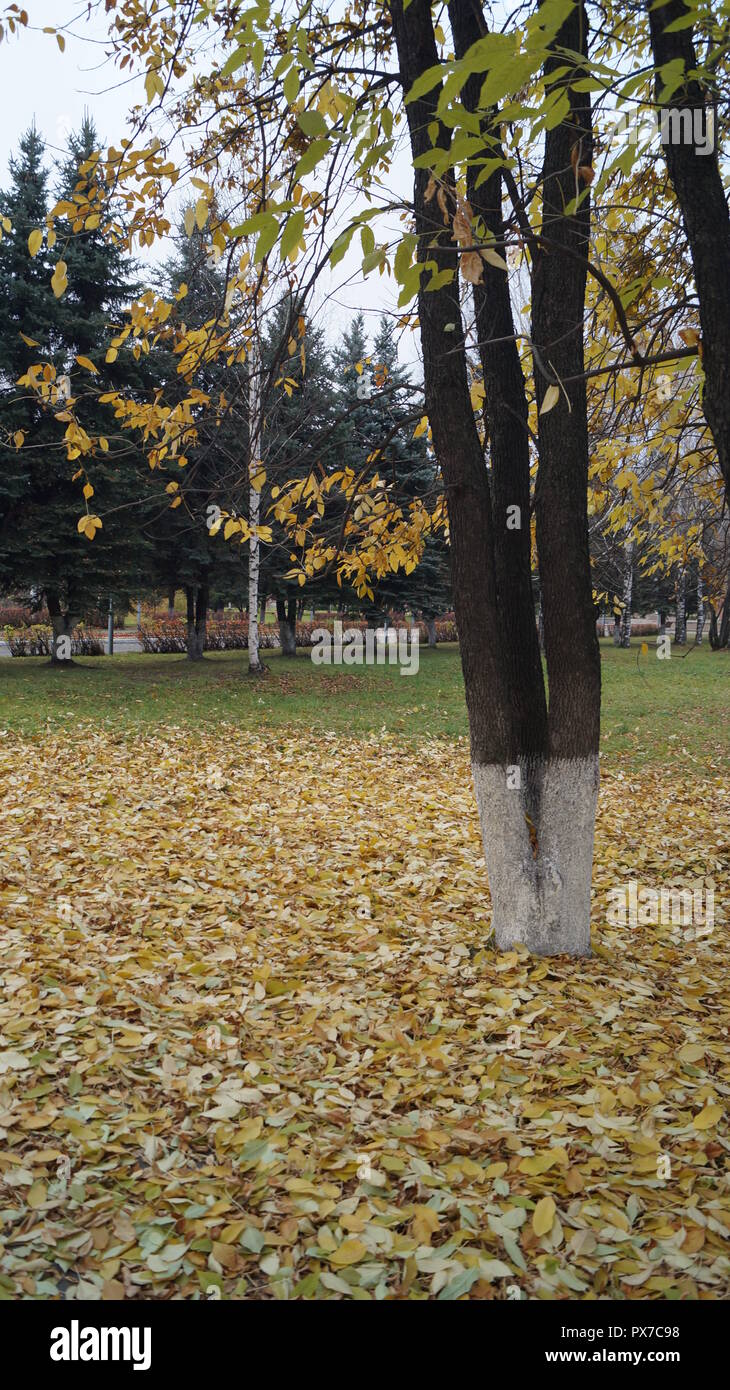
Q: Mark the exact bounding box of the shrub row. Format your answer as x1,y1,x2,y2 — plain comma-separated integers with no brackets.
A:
4,625,105,656
137,617,458,654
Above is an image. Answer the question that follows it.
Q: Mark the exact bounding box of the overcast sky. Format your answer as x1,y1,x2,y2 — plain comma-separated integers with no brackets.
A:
0,2,422,367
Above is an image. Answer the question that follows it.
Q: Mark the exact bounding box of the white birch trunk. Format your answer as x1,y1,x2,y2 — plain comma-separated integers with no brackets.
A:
675,567,687,645
247,335,263,675
472,756,599,956
618,541,634,647
696,574,705,645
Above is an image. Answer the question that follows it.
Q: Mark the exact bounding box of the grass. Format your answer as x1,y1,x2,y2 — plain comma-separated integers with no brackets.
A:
0,638,727,771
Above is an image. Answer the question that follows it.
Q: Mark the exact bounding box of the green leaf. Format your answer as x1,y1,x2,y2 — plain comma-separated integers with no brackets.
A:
297,110,328,137
283,67,299,104
294,138,331,180
280,209,305,260
254,216,282,263
221,46,247,79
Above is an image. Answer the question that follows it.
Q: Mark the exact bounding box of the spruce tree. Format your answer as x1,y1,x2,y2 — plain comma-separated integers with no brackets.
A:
0,122,153,656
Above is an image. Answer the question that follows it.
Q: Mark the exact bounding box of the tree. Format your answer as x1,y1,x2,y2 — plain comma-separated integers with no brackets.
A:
331,314,451,628
0,124,149,659
19,0,727,952
646,0,730,505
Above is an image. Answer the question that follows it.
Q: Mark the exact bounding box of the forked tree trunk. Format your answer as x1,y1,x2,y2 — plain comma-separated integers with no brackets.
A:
391,0,599,955
675,567,687,645
709,576,730,650
276,596,297,656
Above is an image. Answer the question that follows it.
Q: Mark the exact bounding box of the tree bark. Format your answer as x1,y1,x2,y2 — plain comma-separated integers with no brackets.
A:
276,596,297,656
709,576,730,649
426,615,437,649
675,567,687,645
618,542,634,647
647,0,730,504
389,0,599,955
185,583,208,660
696,574,705,645
46,589,74,665
247,333,265,675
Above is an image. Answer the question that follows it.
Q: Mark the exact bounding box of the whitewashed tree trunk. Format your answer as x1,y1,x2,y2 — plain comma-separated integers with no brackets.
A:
618,541,634,647
472,757,599,956
675,566,687,645
247,335,264,675
696,574,705,644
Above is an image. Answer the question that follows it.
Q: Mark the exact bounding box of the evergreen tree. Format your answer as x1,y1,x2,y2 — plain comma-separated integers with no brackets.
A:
259,303,342,650
331,314,451,630
147,216,249,656
0,123,153,657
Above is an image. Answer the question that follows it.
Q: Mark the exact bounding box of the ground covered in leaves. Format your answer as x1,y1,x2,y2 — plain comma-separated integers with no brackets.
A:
0,729,728,1300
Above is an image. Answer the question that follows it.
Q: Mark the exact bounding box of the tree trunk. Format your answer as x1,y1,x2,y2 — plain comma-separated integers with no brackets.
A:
675,567,687,645
696,574,705,645
167,586,176,618
709,576,730,649
647,1,730,506
247,334,265,675
46,589,74,665
618,542,634,647
276,596,297,657
185,583,208,660
426,615,437,649
389,0,599,955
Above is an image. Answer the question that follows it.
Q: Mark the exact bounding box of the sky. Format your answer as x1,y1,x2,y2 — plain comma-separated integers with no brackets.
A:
0,1,423,367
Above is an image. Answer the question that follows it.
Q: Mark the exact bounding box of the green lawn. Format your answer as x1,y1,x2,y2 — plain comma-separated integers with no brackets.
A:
0,638,727,771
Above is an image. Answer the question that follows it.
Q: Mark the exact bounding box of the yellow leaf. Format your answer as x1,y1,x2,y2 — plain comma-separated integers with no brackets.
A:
532,1195,556,1237
329,1238,367,1267
83,483,94,500
693,1104,722,1131
105,348,118,364
678,1044,704,1065
28,228,43,257
481,247,509,271
51,260,68,298
413,415,429,439
20,333,40,348
75,355,98,373
170,496,182,509
540,384,560,415
27,1180,47,1210
195,197,208,231
184,206,196,238
13,431,24,449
